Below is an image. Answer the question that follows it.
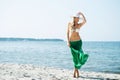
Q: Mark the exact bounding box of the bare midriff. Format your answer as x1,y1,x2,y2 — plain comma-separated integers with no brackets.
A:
69,32,81,41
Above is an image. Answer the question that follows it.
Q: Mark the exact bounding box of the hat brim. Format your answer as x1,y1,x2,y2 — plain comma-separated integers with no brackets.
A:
71,16,81,19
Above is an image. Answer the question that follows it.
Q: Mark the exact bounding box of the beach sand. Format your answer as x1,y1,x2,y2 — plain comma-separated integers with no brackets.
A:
0,63,120,80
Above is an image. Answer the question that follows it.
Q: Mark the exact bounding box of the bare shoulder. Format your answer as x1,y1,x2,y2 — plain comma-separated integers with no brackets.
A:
68,22,72,28
68,22,72,26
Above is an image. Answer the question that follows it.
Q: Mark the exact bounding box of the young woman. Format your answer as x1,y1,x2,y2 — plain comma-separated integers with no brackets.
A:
67,12,89,78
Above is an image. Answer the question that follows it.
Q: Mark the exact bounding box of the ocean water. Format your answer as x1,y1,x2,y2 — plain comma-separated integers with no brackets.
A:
0,41,120,74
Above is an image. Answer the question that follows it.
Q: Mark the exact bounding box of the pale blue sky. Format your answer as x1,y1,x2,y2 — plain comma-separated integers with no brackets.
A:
0,0,120,41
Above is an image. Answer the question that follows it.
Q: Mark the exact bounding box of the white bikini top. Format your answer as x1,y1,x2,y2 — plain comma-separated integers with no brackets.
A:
69,27,80,37
68,22,80,36
70,28,80,33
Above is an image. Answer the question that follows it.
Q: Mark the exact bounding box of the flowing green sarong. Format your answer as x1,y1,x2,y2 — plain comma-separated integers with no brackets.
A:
70,40,89,69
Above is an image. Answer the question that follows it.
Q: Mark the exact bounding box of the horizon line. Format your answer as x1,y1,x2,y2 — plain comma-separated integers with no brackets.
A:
0,37,120,42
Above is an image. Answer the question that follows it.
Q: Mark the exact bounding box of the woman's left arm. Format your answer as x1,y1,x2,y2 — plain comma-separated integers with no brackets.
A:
78,12,87,27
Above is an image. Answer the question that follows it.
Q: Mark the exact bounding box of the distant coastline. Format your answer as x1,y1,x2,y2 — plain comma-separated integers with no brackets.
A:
0,37,64,41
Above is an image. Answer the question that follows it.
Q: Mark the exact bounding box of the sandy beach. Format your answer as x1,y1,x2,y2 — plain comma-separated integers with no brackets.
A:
0,63,119,80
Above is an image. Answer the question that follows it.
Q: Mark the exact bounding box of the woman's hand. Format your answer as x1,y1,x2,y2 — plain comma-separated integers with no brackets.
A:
67,42,70,47
77,12,83,16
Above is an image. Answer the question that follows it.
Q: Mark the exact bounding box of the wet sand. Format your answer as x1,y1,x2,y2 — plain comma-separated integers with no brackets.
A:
0,63,120,80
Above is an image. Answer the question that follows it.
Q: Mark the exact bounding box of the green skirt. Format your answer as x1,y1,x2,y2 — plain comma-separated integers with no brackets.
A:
70,40,89,69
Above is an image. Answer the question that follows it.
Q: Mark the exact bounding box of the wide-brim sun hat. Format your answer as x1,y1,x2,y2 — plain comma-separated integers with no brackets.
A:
71,12,82,19
73,14,80,18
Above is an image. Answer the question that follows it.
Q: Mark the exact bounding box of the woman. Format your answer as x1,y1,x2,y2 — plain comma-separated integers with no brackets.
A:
67,12,89,78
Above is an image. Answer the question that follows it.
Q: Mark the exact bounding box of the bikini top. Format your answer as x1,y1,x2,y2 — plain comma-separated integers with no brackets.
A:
70,26,80,33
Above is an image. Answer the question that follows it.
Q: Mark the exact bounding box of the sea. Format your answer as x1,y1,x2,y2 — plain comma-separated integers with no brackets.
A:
0,40,120,74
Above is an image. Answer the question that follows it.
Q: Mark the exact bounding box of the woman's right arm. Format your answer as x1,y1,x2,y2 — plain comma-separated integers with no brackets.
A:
67,23,70,47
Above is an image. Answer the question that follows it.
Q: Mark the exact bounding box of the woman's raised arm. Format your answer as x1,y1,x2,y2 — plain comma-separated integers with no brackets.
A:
78,12,86,27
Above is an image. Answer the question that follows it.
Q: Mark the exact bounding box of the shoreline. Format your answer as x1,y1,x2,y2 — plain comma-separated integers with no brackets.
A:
0,63,120,80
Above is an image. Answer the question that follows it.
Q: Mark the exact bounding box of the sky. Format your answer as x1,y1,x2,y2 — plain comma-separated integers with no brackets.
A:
0,0,120,41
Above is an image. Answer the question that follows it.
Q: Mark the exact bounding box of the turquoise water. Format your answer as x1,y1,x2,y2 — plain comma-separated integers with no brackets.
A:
0,41,120,74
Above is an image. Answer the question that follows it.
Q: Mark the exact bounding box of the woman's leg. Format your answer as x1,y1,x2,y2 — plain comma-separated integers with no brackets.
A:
76,69,79,77
73,69,76,78
73,68,79,78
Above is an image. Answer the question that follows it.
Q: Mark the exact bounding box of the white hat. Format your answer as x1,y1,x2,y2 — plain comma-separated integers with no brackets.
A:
71,13,81,18
73,14,80,18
